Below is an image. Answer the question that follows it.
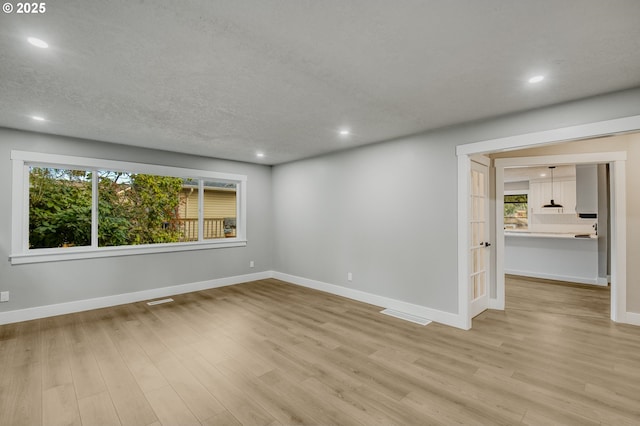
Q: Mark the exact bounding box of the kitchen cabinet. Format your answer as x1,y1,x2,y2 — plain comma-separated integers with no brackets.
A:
576,164,598,217
560,180,577,213
529,178,576,215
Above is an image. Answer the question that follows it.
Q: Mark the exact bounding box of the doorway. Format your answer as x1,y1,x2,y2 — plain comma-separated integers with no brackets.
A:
494,152,625,322
456,114,639,330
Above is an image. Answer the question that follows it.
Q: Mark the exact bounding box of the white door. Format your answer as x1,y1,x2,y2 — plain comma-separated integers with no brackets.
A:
470,160,490,318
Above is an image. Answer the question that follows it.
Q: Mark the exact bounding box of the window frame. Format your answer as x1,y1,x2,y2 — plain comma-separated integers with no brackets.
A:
11,150,247,264
503,189,529,230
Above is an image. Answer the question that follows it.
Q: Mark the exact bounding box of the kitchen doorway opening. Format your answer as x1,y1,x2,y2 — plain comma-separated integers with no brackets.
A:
456,115,639,330
494,153,624,322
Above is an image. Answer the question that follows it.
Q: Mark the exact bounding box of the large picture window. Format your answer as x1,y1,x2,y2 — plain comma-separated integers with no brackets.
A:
12,151,246,264
96,171,189,247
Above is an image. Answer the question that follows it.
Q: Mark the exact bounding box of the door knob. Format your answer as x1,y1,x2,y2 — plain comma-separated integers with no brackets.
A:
484,242,491,247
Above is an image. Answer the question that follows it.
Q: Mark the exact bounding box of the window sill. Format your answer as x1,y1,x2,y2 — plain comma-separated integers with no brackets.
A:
10,239,247,265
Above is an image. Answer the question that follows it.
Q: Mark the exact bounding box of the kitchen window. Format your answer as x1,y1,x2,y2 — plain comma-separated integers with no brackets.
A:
504,193,528,229
11,151,247,264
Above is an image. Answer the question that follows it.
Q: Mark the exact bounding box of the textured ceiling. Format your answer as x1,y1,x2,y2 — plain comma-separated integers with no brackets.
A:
1,1,639,165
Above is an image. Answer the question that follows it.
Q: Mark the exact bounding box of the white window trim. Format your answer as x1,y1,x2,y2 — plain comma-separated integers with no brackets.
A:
504,189,529,196
11,150,248,264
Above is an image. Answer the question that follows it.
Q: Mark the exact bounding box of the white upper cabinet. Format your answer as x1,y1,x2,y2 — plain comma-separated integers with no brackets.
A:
575,164,598,216
530,178,576,214
560,180,577,214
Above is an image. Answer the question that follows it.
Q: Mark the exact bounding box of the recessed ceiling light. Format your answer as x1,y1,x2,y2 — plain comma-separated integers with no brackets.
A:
31,115,46,121
256,152,265,158
27,37,48,49
540,173,547,177
528,75,545,84
339,129,351,136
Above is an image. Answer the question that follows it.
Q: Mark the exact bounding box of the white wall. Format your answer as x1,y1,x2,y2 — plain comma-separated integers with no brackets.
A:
0,128,273,313
273,88,640,319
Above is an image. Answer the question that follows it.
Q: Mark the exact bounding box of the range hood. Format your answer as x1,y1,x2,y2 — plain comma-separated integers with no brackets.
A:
542,166,563,208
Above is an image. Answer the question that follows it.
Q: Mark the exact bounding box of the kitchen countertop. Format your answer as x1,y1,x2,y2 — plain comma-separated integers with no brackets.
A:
504,229,604,285
504,230,597,239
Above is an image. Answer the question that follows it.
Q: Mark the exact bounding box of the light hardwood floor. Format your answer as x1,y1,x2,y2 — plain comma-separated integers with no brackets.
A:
1,277,639,425
505,274,610,319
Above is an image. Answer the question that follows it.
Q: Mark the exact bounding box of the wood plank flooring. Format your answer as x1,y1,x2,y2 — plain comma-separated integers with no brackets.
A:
1,277,639,425
505,274,610,319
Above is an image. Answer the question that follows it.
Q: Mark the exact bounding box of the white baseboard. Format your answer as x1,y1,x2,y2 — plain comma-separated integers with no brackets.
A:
0,271,274,325
626,312,640,326
272,271,466,329
504,269,607,286
3,268,630,330
488,298,505,310
3,268,633,330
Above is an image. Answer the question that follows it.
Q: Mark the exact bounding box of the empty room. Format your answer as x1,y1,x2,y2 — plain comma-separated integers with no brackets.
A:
1,1,640,425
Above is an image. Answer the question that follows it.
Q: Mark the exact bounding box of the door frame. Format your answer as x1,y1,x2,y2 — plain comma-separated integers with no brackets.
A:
456,114,640,330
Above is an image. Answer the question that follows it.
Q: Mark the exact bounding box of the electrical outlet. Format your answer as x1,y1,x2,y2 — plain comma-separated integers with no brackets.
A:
249,260,255,268
347,272,353,282
0,291,9,302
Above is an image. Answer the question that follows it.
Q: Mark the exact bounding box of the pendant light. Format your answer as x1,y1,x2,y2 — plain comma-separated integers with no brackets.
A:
543,166,563,208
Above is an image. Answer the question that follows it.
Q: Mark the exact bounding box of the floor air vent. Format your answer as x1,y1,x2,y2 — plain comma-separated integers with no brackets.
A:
146,298,174,306
380,309,432,326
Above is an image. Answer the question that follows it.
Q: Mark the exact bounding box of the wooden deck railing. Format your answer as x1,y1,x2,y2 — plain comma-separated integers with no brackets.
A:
168,218,234,241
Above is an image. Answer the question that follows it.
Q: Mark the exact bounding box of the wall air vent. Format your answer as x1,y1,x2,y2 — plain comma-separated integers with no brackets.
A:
146,298,174,306
380,309,432,325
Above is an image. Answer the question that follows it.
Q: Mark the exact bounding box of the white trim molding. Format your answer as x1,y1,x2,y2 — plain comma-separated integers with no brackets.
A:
626,312,640,327
273,272,466,329
494,152,627,167
457,154,472,329
503,269,609,287
10,240,248,265
457,113,640,329
456,115,640,156
1,267,631,329
610,160,627,323
0,271,274,325
10,150,247,182
10,150,248,264
0,270,467,329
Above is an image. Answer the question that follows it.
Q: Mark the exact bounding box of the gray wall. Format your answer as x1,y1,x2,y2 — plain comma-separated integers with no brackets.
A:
272,87,640,315
2,87,640,318
273,134,459,312
0,128,273,312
